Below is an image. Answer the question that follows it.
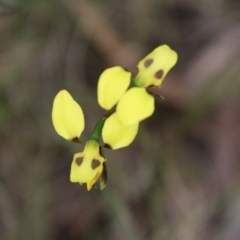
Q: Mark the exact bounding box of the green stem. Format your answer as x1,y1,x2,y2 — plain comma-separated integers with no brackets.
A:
90,118,106,142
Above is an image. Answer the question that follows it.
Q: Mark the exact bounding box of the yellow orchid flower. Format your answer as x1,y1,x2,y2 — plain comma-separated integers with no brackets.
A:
51,44,178,191
52,90,84,141
70,140,106,191
134,45,178,88
97,66,131,110
116,87,154,126
102,113,139,149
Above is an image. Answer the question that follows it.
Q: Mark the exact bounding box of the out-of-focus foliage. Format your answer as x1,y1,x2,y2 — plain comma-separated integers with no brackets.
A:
1,0,240,239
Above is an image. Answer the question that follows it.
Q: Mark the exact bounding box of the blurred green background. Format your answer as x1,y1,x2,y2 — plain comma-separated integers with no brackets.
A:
1,0,240,239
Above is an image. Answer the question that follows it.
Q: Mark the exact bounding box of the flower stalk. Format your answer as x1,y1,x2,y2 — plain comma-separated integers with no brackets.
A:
90,118,106,142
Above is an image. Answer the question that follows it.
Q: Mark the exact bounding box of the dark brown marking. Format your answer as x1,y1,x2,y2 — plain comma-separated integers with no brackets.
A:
144,59,154,68
71,137,81,143
101,162,108,187
155,69,164,79
99,146,104,157
76,157,83,166
91,159,100,169
103,143,112,149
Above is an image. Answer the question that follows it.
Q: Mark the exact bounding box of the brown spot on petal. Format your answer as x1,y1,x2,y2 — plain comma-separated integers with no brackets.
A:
144,59,154,68
91,159,100,169
155,69,164,79
103,143,112,149
99,146,105,157
147,85,155,88
76,157,83,166
71,137,81,143
101,162,108,186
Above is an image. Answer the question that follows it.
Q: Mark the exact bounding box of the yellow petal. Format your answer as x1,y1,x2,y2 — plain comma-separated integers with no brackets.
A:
97,66,131,110
52,90,85,141
102,113,139,149
70,140,105,184
134,45,178,87
116,88,154,126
